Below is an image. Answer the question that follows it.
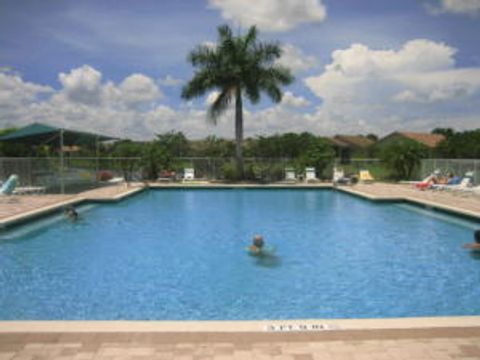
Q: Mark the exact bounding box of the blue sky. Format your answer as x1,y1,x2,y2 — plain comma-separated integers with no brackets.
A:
1,0,479,139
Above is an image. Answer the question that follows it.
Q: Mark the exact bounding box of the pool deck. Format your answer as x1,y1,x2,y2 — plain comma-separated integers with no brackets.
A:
1,181,480,359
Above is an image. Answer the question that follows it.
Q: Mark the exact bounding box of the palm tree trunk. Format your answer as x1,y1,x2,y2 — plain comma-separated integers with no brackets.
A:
235,86,244,179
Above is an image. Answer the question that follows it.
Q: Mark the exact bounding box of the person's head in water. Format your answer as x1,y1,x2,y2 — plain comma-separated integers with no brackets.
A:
65,205,78,220
253,235,264,249
475,230,480,244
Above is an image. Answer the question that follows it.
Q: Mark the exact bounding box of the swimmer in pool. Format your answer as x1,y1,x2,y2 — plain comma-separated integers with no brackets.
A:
463,230,480,251
64,205,79,221
248,234,265,255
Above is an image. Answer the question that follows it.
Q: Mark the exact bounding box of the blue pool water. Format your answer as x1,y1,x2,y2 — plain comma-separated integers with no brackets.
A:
1,189,479,320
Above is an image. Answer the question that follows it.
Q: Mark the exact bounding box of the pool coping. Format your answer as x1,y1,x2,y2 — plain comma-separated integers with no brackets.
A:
0,185,145,230
1,317,480,333
334,185,480,221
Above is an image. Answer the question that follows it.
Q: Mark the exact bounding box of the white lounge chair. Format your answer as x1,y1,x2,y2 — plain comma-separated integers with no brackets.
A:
0,174,19,202
447,177,474,193
183,168,195,181
333,167,344,183
107,177,125,184
285,168,296,183
0,174,19,195
305,167,318,182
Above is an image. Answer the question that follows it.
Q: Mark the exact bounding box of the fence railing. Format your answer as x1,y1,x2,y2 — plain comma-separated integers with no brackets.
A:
420,159,479,184
0,157,141,194
1,157,477,193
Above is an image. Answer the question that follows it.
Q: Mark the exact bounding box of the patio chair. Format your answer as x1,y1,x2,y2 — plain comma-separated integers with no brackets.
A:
183,168,195,181
447,177,474,192
359,170,374,184
305,167,318,182
0,174,19,202
333,167,343,182
429,176,462,191
284,168,296,183
0,174,19,195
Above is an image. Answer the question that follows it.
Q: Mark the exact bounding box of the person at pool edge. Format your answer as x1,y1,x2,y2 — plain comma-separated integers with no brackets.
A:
463,230,480,251
249,234,265,255
64,205,79,221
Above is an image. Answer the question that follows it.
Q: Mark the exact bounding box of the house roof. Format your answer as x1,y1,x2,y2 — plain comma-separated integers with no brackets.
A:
333,135,375,149
393,132,445,148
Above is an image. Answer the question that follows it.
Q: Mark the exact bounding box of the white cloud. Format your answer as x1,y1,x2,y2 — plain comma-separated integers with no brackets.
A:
158,75,183,87
281,92,310,107
277,44,317,73
433,0,480,15
118,74,162,108
208,0,327,32
0,74,53,107
304,39,480,135
58,65,102,106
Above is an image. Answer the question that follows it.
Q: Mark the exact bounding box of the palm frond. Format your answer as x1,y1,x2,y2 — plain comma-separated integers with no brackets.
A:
188,45,218,67
243,26,258,48
181,70,216,99
208,87,235,125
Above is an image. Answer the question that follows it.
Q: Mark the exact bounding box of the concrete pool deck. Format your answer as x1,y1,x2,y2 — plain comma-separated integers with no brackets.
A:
1,181,480,359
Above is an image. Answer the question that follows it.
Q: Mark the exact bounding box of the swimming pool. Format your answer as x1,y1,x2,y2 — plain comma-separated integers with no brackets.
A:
0,189,479,320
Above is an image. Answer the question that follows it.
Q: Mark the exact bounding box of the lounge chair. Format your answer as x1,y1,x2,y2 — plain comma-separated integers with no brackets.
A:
0,174,19,195
359,170,374,184
305,167,318,182
0,174,19,202
13,186,46,195
447,177,474,192
284,168,296,183
183,168,195,181
333,167,344,183
429,176,462,190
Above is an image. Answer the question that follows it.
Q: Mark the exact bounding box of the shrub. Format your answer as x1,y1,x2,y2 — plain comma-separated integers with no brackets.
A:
222,162,240,181
380,140,428,180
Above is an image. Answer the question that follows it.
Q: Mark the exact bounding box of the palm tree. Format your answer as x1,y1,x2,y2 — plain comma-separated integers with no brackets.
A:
182,24,294,178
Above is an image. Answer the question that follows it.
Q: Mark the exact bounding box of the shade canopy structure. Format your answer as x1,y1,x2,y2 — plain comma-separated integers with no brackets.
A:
0,122,116,145
0,123,118,193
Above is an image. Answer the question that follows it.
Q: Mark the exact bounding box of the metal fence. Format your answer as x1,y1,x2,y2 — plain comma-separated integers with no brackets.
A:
333,159,389,180
420,159,480,184
0,157,141,194
0,156,336,192
4,156,475,192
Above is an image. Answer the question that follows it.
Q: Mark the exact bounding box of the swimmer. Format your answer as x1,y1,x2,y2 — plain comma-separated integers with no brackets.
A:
463,229,480,251
248,234,265,255
64,205,79,221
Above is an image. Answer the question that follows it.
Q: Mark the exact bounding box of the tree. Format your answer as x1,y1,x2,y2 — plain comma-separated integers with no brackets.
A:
301,138,335,178
380,140,428,180
432,128,455,139
182,24,294,178
156,131,189,157
111,141,143,181
435,129,480,158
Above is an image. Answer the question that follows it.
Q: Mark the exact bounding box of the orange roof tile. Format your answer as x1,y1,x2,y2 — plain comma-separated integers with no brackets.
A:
397,132,445,148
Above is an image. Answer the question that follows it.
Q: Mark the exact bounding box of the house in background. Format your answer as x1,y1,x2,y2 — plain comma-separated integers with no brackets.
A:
328,135,376,163
375,132,445,154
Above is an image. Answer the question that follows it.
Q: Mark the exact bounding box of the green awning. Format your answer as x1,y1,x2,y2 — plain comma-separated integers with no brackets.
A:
0,122,117,146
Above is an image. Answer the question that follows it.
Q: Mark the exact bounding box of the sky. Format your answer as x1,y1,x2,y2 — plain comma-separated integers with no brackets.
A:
0,0,479,140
